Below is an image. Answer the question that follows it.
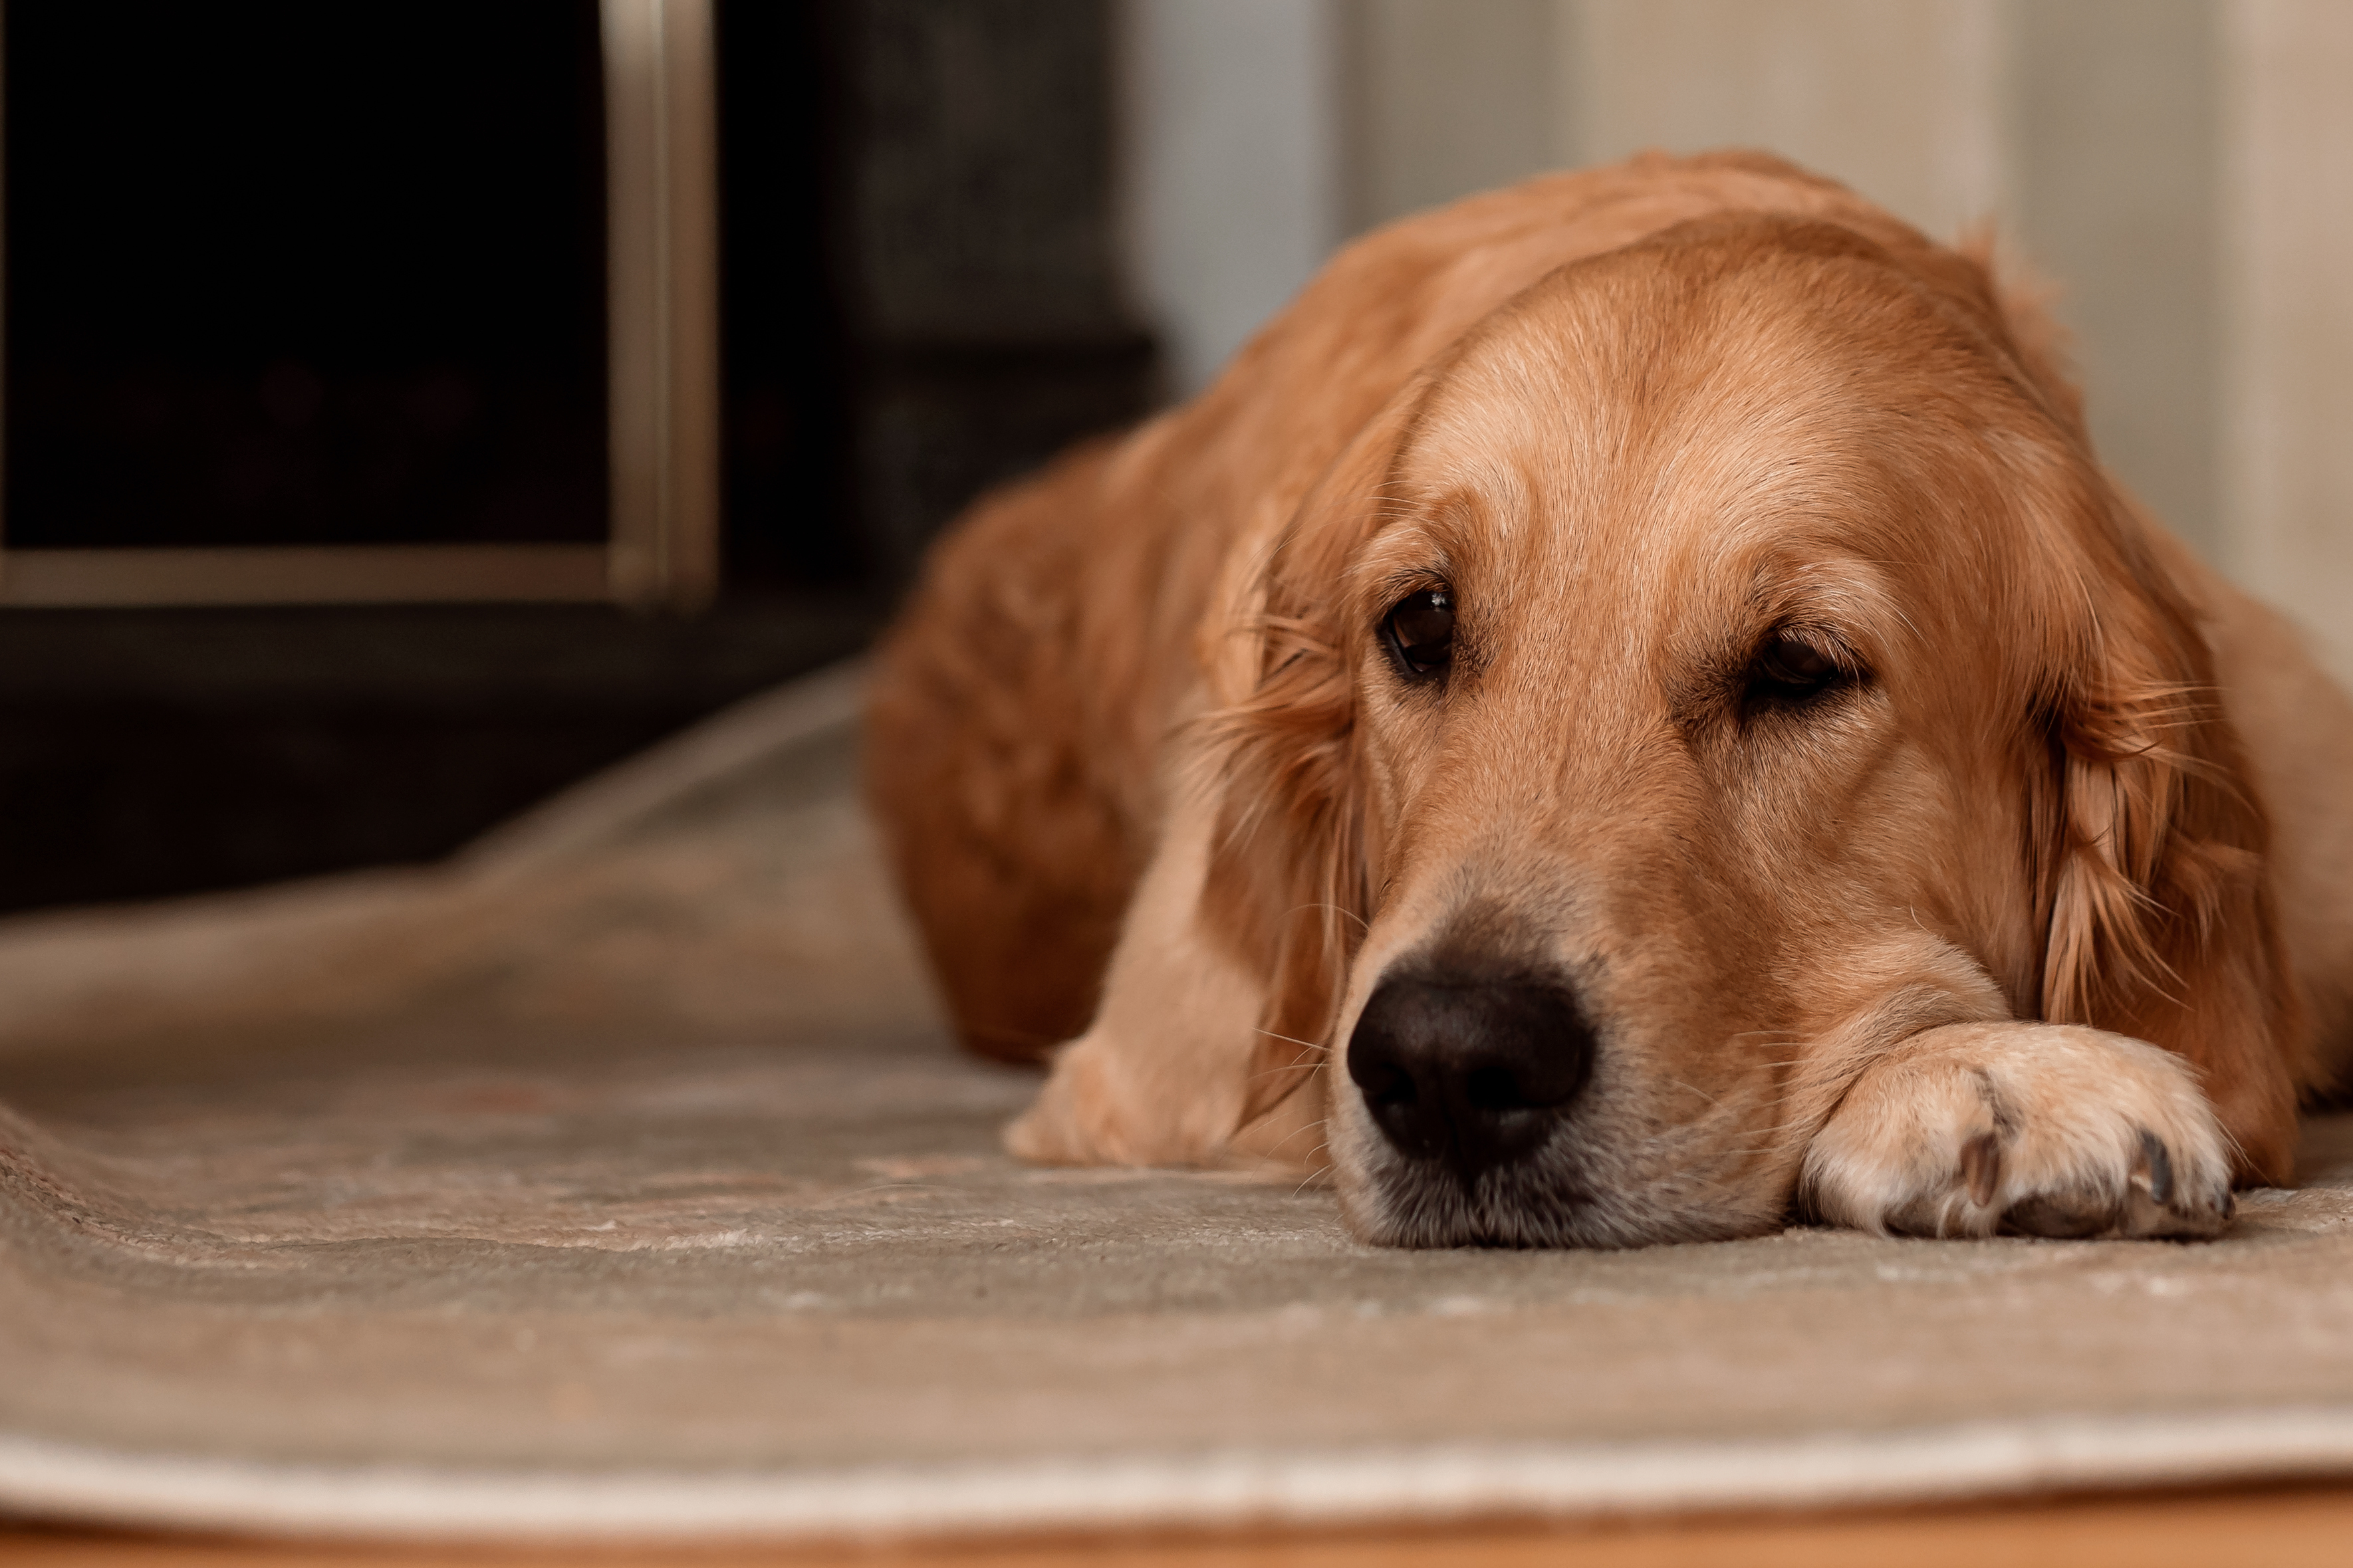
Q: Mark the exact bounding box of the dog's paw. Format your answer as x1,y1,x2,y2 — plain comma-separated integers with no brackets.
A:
1801,1022,2235,1240
1003,1031,1242,1167
1003,1038,1120,1165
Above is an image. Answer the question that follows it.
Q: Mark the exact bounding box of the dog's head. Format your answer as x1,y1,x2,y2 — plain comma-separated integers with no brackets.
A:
1201,213,2297,1246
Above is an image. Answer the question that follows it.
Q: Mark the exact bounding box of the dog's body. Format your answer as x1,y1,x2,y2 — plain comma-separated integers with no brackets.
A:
867,153,2353,1247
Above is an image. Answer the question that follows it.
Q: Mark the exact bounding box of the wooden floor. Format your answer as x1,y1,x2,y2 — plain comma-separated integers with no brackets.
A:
10,1484,2353,1568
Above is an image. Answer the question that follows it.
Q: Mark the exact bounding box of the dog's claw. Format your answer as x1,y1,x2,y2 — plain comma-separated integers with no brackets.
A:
2132,1128,2175,1205
1995,1126,2227,1242
2005,1193,2117,1239
1961,1131,2002,1207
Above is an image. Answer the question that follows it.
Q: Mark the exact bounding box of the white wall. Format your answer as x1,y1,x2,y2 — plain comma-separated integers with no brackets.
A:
2221,0,2353,672
2013,0,2221,560
1347,0,1558,230
1562,0,2010,241
1118,0,1348,397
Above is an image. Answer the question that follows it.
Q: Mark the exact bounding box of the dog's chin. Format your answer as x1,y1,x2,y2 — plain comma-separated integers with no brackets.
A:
1336,1137,1789,1250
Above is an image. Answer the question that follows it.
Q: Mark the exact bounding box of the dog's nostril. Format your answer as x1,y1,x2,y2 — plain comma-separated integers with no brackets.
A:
1464,1062,1530,1113
1346,973,1595,1179
1358,1059,1418,1110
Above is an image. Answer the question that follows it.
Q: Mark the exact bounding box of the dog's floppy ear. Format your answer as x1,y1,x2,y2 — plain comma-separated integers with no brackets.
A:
2029,483,2309,1182
1190,384,1431,1130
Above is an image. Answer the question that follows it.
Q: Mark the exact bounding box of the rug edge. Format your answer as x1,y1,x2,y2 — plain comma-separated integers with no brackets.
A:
6,1407,2353,1543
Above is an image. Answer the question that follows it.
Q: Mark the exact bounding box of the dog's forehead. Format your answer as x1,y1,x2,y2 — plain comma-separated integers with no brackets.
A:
1398,260,1922,550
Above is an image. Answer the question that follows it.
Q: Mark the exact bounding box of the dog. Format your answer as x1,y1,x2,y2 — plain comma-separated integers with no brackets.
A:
865,151,2353,1248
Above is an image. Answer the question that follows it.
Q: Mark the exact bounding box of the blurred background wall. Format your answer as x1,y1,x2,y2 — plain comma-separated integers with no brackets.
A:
1124,0,2353,675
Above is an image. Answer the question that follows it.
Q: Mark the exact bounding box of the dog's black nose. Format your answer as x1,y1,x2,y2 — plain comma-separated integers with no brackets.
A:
1346,975,1594,1178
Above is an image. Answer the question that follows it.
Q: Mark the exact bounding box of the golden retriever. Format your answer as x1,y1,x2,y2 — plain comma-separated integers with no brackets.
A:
864,151,2353,1247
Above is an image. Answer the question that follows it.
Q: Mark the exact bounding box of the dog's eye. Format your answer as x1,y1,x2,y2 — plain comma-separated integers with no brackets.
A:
1746,631,1846,705
1382,588,1455,678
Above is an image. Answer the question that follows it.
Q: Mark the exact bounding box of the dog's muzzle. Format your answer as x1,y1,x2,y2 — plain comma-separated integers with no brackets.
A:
1346,972,1594,1180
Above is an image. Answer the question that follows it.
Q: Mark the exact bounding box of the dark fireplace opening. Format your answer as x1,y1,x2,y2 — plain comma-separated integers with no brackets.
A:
0,0,1156,913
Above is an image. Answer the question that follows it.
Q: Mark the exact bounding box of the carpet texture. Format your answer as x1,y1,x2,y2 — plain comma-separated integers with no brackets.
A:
8,661,2353,1541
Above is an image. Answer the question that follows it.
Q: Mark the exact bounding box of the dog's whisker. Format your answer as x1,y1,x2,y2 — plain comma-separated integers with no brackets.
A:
1289,1143,1336,1198
1243,1046,1327,1088
1288,901,1372,933
1259,1119,1326,1157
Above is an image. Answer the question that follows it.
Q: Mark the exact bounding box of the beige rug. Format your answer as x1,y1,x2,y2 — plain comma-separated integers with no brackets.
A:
8,661,2353,1542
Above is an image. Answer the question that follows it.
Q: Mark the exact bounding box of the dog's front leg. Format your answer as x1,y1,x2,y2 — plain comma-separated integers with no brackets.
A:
1003,776,1270,1169
1801,1021,2237,1240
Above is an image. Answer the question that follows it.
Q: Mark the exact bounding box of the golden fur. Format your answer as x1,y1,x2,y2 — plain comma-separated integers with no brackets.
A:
865,152,2353,1246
